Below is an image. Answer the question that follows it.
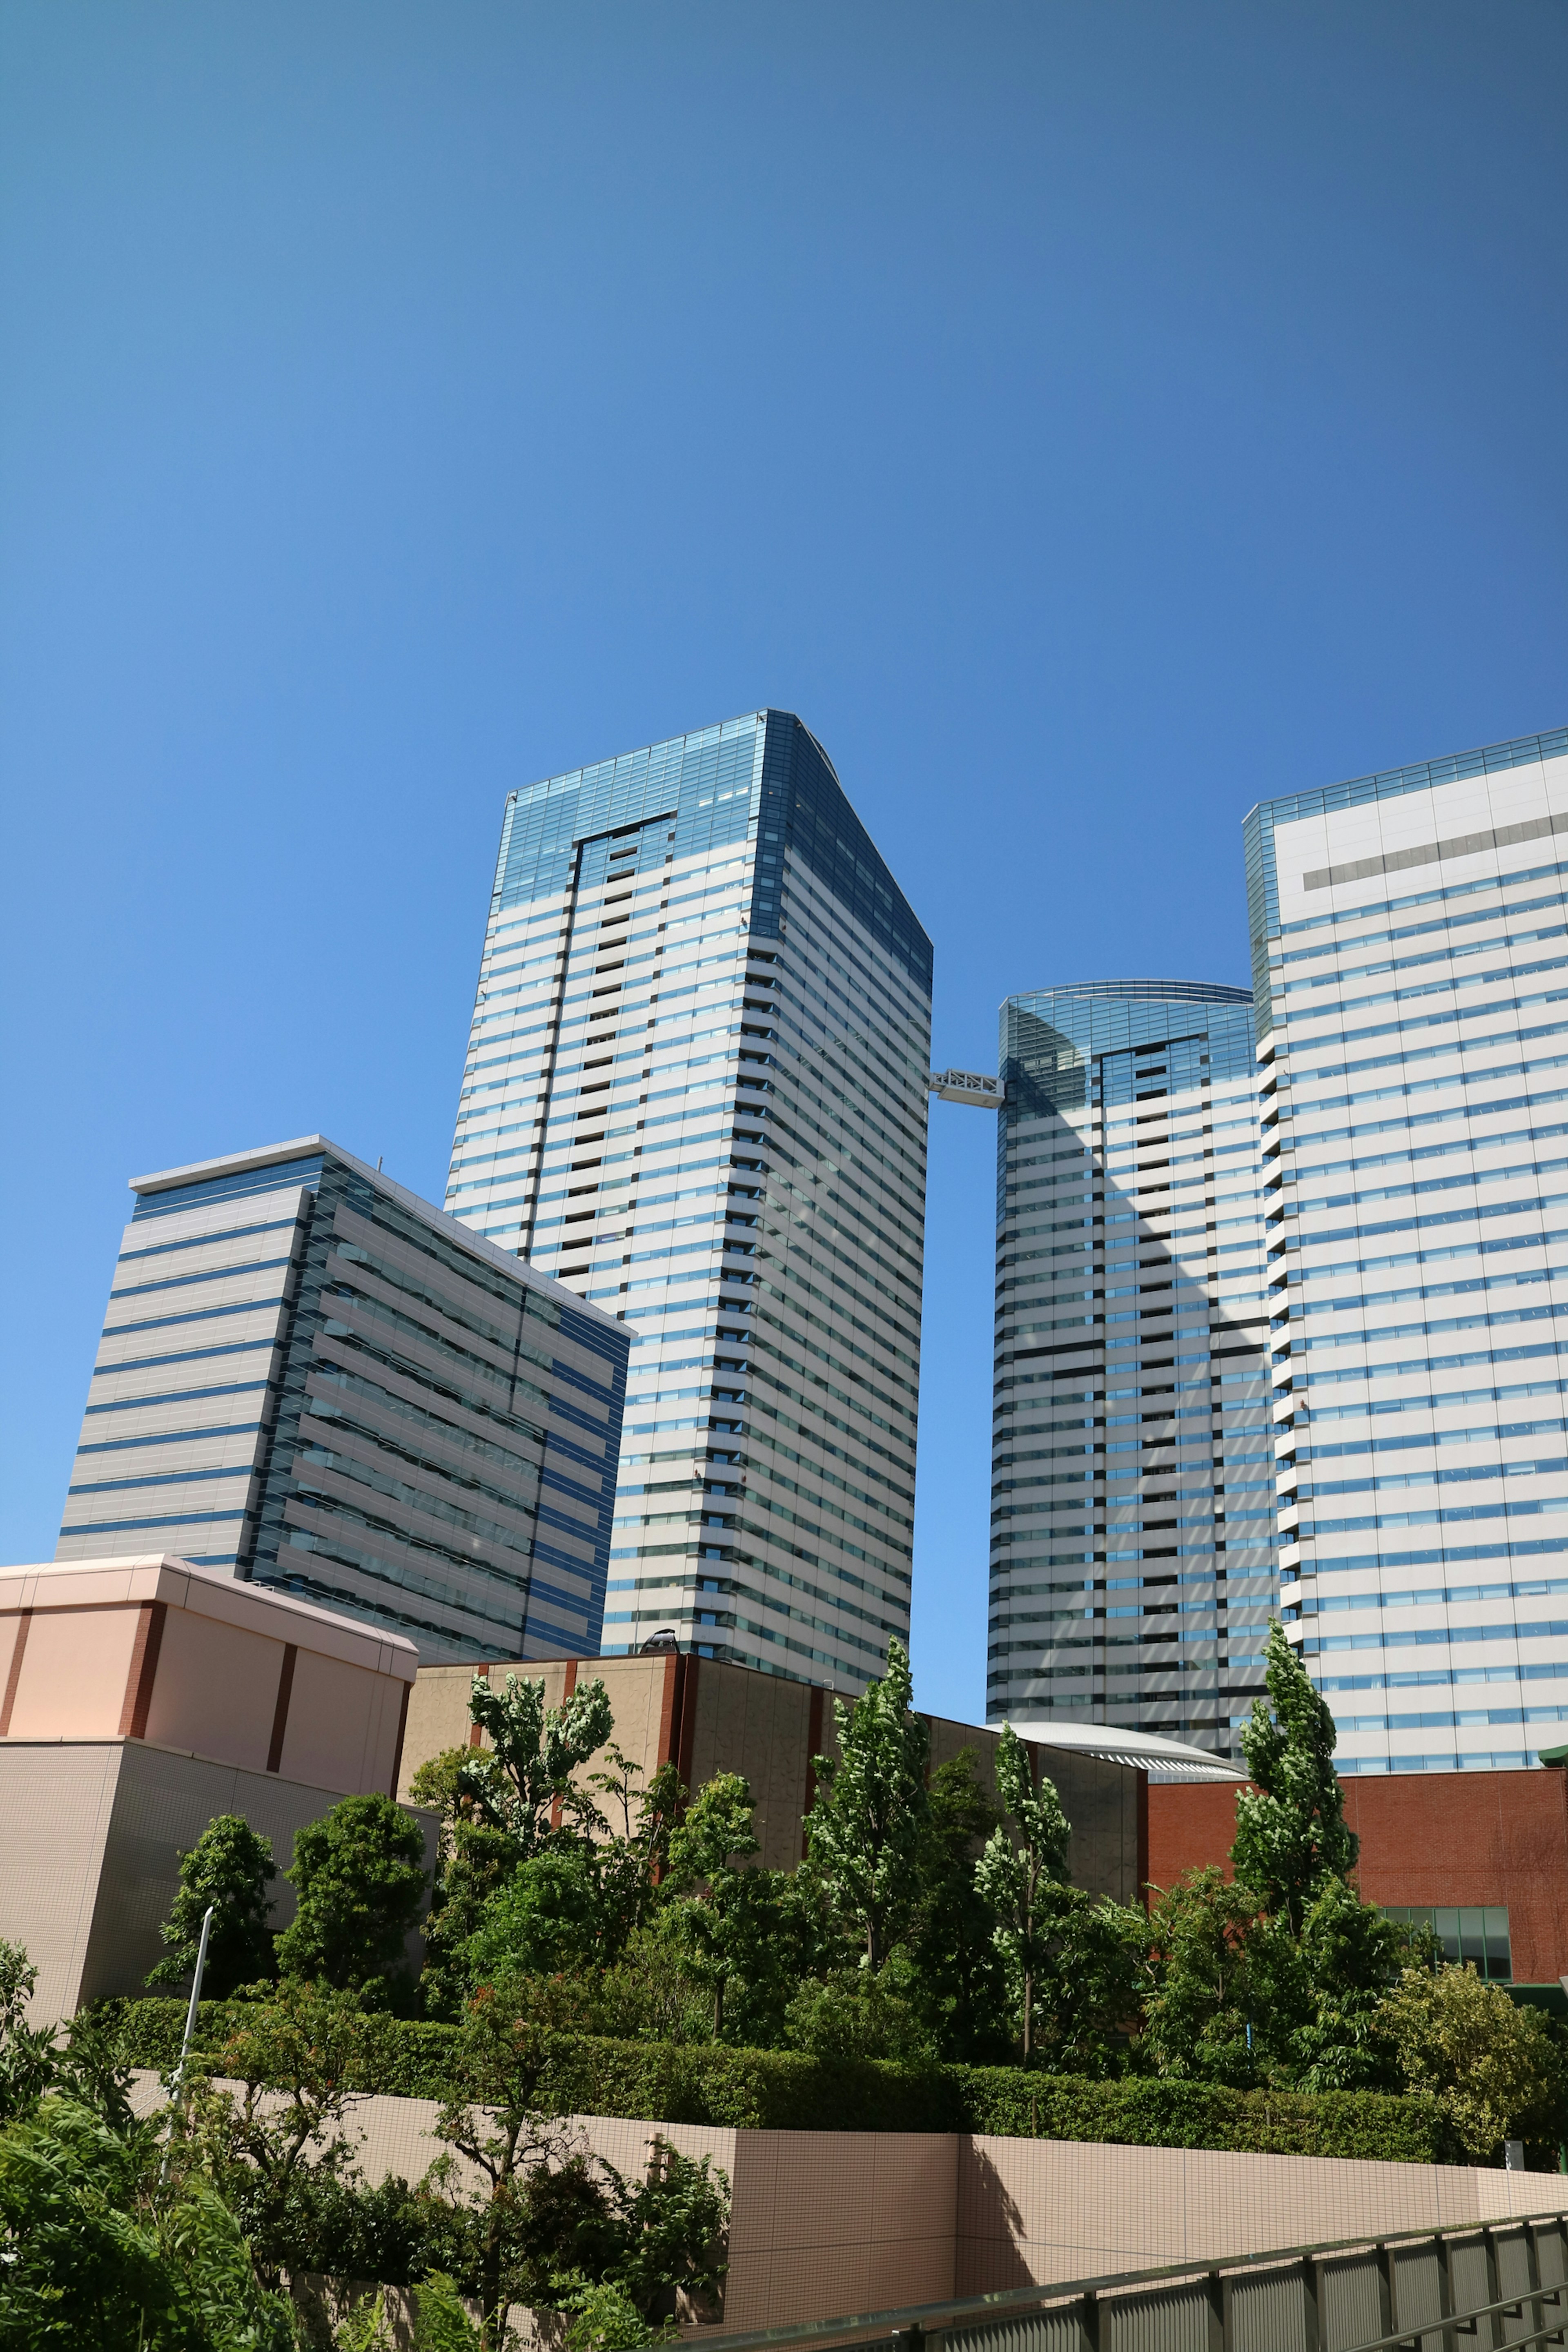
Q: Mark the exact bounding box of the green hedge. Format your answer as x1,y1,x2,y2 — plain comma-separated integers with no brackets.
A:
950,2068,1452,2162
103,2000,1450,2162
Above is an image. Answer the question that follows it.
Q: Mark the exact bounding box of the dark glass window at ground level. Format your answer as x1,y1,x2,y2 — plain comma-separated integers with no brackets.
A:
1383,1904,1511,1980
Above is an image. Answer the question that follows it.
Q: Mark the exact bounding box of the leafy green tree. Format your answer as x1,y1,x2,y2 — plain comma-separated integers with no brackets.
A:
178,1976,370,2291
0,2094,294,2350
1273,1875,1423,2092
806,1638,930,1969
459,1673,613,1857
0,1938,138,2134
275,1793,428,2001
148,1814,278,2000
459,1756,690,1994
904,1751,1010,2063
462,1848,610,1982
783,1951,936,2062
973,1727,1071,2063
1029,1886,1151,2080
1232,1620,1357,1934
0,1939,57,2126
410,2273,483,2350
563,2278,673,2352
426,1970,594,2350
1141,1866,1265,2086
662,1773,764,2038
409,1748,525,2022
608,2139,729,2324
1377,1962,1568,2159
550,2139,729,2348
588,1749,688,1953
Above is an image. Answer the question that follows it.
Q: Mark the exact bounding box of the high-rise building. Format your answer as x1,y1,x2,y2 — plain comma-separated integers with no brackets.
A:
988,981,1276,1758
445,709,932,1691
1246,722,1568,1776
57,1137,629,1664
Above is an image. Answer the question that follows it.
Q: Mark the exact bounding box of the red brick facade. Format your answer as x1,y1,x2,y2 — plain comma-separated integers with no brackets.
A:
1147,1769,1568,1985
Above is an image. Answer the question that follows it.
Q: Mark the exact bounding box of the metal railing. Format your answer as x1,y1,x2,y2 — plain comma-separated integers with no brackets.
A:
695,2209,1568,2352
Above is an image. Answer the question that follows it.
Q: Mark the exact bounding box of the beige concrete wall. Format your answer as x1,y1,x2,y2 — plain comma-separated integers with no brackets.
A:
8,1603,143,1736
684,1669,817,1873
0,1740,439,2020
1,1556,418,1800
146,1607,282,1771
280,1647,406,1797
121,2076,1568,2336
953,2132,1568,2295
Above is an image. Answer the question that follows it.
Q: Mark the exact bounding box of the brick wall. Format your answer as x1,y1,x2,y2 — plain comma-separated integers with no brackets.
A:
1147,1769,1568,1984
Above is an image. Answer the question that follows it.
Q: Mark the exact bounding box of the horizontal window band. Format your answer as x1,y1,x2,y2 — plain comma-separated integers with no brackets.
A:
57,1508,250,1535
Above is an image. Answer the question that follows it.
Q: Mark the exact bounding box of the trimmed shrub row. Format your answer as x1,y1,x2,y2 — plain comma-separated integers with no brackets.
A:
103,1999,1452,2163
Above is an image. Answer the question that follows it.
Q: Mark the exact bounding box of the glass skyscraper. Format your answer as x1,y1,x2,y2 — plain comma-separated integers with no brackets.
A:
988,981,1275,1759
445,709,932,1690
57,1137,629,1664
1247,722,1568,1775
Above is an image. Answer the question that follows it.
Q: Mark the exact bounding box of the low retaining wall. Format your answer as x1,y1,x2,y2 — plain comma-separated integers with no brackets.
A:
128,2076,1568,2335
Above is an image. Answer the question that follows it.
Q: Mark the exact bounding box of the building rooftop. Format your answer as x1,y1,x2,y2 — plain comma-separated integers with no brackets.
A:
126,1133,628,1338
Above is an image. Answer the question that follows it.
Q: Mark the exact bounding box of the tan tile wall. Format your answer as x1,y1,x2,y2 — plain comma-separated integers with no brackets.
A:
127,2073,1568,2336
955,2132,1568,2294
685,1669,817,1873
1,1741,439,2019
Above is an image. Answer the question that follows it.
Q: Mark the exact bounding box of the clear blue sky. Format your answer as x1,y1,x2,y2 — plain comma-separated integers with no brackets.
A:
2,4,1564,1724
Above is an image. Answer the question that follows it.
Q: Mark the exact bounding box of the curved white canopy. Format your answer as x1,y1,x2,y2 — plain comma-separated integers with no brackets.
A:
996,1717,1245,1782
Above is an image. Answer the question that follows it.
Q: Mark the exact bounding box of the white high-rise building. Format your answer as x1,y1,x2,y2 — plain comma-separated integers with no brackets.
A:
1246,722,1568,1774
445,710,932,1691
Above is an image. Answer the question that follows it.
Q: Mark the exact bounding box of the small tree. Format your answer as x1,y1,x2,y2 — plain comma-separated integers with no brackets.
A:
1378,1963,1568,2160
806,1638,930,1969
610,2138,729,2323
147,1813,277,1999
427,1971,593,2349
905,1751,1010,2064
0,1940,55,2125
1030,1884,1151,2079
409,1747,526,2022
462,1848,610,1983
973,1725,1071,2063
0,1939,137,2134
662,1775,766,2037
1232,1620,1357,1934
274,1793,427,2001
1141,1866,1265,2087
1278,1874,1422,2092
589,1746,687,1948
460,1673,613,1858
176,1976,369,2290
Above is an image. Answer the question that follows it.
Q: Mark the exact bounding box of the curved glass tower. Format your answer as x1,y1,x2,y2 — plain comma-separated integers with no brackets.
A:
988,979,1276,1760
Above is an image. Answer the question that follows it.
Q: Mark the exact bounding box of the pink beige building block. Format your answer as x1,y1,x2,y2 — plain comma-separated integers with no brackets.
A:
0,1554,432,2019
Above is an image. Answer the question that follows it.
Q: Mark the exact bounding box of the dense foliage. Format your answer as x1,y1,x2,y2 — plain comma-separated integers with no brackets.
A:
109,1996,1455,2158
129,1632,1568,2155
10,1619,1565,2344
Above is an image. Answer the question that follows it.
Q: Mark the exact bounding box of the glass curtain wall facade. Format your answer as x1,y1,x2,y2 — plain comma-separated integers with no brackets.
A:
989,981,1275,1758
1246,723,1568,1775
56,1137,629,1664
445,710,932,1691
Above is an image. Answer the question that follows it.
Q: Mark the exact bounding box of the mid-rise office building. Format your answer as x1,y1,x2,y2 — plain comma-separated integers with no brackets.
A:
56,1137,629,1663
1247,722,1568,1775
989,981,1275,1759
445,710,932,1690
